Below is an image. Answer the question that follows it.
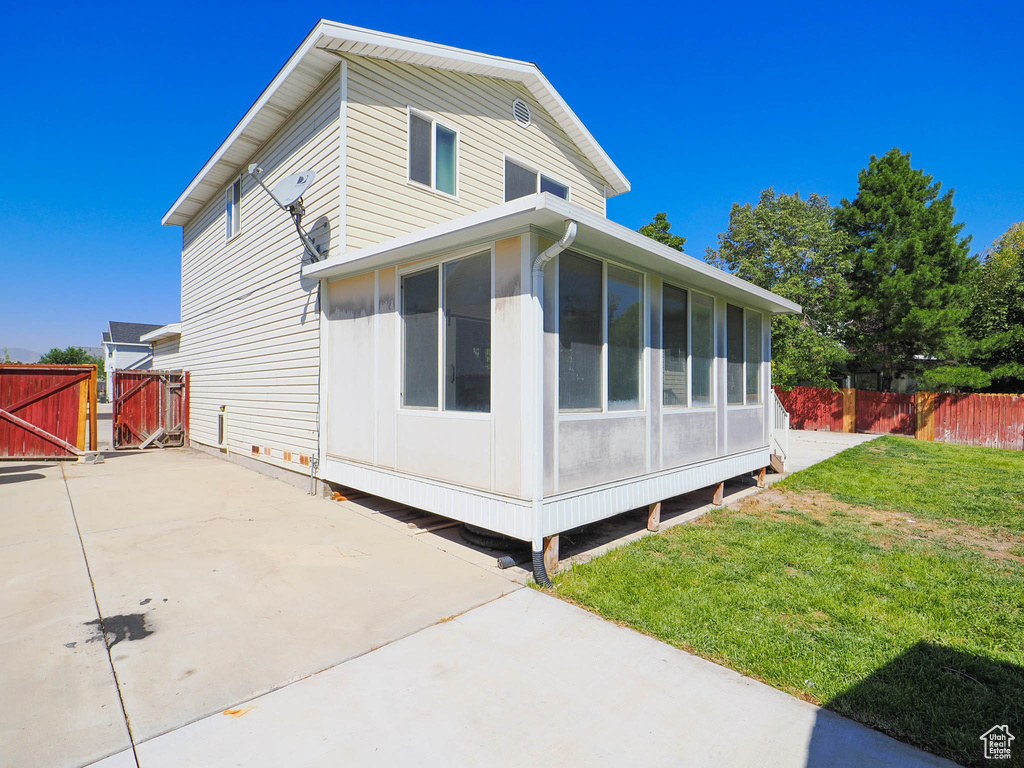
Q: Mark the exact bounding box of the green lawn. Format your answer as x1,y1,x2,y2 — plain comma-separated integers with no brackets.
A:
554,437,1024,767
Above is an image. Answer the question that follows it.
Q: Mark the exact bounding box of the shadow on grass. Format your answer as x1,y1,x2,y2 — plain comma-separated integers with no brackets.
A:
807,641,1023,767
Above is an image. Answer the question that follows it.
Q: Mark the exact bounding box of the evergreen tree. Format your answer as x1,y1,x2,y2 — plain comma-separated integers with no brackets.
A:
638,213,686,251
707,188,851,388
922,222,1024,391
837,148,973,390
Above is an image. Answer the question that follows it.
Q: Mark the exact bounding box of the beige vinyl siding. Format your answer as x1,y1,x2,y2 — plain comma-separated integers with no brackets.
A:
151,337,183,369
345,56,608,250
176,67,341,471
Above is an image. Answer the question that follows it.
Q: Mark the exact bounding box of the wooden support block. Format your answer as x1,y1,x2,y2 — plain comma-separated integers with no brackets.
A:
757,467,766,488
712,481,724,506
647,501,661,532
543,535,559,576
769,453,785,474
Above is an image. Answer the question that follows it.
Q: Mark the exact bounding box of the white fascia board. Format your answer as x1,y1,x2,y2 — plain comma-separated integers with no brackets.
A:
302,194,547,280
163,20,629,228
139,323,182,343
161,21,329,226
303,193,800,316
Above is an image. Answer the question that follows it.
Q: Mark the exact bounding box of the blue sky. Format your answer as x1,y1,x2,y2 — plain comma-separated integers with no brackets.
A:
1,0,1021,353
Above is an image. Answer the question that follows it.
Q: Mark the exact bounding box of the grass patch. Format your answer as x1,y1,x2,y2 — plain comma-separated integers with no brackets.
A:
555,441,1024,766
779,435,1024,534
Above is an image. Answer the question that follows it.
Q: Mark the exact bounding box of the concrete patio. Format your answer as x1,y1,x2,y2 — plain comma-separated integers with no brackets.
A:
1,431,951,768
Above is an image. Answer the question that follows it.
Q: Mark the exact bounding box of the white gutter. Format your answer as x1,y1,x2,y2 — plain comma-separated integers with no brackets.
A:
529,219,578,586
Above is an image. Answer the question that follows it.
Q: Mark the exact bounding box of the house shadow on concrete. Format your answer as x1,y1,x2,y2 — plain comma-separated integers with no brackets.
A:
806,641,1023,767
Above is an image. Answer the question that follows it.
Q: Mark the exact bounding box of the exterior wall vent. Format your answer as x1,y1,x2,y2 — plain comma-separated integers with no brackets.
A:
512,98,532,127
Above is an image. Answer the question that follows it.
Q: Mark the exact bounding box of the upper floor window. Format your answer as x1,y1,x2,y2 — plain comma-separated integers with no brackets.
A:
504,158,569,202
401,251,491,413
408,110,458,197
226,177,241,240
662,284,715,408
558,252,644,412
727,304,763,405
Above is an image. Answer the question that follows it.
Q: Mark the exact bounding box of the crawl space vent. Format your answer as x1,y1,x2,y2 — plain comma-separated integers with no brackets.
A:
512,98,532,127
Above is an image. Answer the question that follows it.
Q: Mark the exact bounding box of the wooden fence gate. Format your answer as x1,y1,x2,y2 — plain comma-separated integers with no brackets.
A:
773,386,844,431
0,365,98,459
855,390,916,435
113,370,189,449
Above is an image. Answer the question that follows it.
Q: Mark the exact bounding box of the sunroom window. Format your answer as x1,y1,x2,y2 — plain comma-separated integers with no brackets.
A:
408,111,458,196
558,253,644,412
727,304,762,405
401,252,491,412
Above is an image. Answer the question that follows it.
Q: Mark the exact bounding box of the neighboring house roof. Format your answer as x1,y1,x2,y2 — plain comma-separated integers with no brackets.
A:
139,323,182,344
162,20,630,227
304,193,802,316
105,322,165,346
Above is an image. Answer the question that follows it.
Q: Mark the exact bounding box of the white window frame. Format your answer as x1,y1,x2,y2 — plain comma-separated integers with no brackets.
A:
502,154,571,202
661,282,717,411
406,107,460,200
556,251,645,416
397,245,494,417
726,303,763,408
225,176,241,240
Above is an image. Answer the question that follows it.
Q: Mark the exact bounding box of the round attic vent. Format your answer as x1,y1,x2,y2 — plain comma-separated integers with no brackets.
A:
512,98,532,127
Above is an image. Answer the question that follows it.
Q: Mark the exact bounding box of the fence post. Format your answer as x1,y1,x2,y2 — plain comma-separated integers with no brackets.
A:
89,365,98,451
842,388,856,433
915,391,935,441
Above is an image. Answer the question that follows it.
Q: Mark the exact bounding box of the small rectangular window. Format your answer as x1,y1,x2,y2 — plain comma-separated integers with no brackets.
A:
691,293,715,407
226,178,241,239
409,111,458,195
607,265,643,411
745,311,762,404
444,252,491,412
505,158,537,202
727,304,744,405
662,283,688,407
505,158,569,202
539,175,569,199
558,252,603,410
402,268,439,408
408,113,432,187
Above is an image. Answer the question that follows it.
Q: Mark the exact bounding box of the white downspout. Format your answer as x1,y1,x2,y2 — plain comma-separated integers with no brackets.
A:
530,219,578,587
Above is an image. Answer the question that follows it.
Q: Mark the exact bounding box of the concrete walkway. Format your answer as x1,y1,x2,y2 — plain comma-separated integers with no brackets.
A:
782,429,881,475
91,589,955,768
0,450,517,768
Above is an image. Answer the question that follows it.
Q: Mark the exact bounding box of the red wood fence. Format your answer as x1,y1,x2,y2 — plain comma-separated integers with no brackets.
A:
113,370,189,449
855,390,916,436
927,393,1024,450
0,365,98,459
773,386,844,431
775,386,1024,449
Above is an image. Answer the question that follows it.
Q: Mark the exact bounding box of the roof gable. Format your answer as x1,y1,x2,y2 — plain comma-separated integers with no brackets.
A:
162,20,629,227
107,322,165,344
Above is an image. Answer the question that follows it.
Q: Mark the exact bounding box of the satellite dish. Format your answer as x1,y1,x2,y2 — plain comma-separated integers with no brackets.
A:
272,170,317,207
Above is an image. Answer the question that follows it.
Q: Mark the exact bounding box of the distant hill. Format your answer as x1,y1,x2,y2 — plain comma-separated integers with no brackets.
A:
2,347,41,363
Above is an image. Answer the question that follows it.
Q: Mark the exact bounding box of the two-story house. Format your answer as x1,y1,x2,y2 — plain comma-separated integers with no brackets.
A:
157,20,799,584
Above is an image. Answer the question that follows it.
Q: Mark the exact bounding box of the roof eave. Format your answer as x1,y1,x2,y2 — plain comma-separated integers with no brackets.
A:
303,194,799,316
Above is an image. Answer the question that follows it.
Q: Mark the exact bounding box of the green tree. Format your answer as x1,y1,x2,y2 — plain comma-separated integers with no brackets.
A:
706,188,852,389
39,345,105,379
1,348,13,364
638,213,686,251
837,148,974,390
921,222,1024,392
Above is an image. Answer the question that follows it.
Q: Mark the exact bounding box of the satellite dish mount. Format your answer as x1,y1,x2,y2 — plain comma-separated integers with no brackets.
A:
248,164,321,262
